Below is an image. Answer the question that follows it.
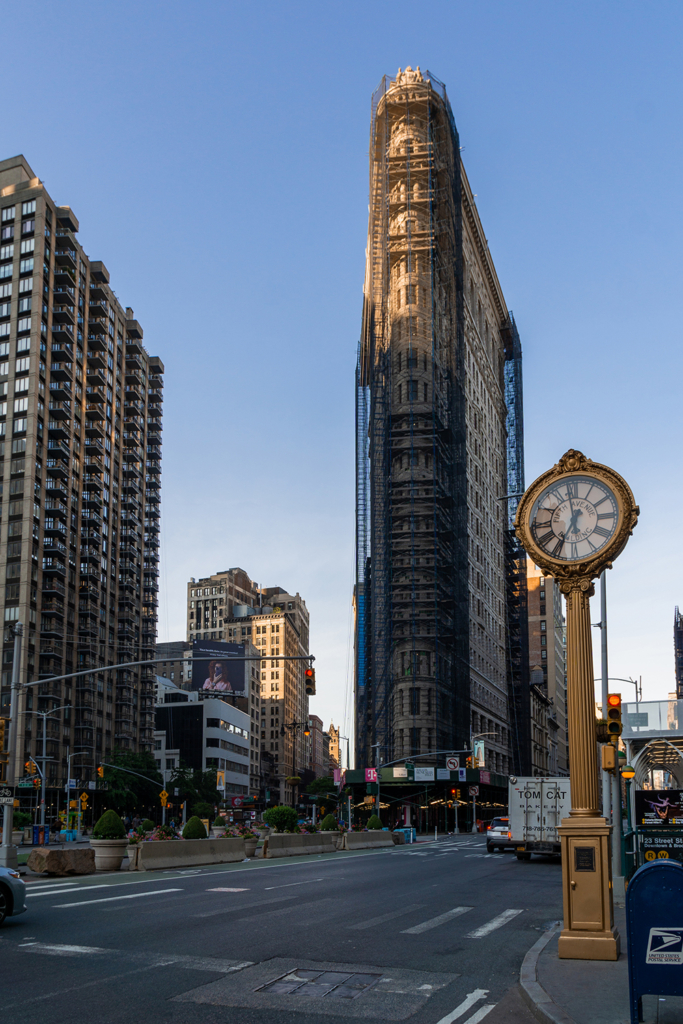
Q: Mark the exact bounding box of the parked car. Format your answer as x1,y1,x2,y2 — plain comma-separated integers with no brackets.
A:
0,865,27,925
486,816,513,853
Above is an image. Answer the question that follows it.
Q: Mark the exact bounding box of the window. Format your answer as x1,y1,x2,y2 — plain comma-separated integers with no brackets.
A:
408,380,418,401
0,245,13,260
0,303,9,318
15,358,29,373
409,687,420,715
19,258,33,274
21,201,36,216
13,418,27,434
19,239,34,255
21,219,34,235
1,226,13,242
540,620,546,632
18,277,31,293
1,207,14,223
165,758,175,769
17,317,30,333
0,265,10,280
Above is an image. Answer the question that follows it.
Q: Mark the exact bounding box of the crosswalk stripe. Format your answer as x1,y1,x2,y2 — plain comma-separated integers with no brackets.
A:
434,987,489,1023
349,904,425,930
467,908,523,937
401,906,473,934
54,888,183,908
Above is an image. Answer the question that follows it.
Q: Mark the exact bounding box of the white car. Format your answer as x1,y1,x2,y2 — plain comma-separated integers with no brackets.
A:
0,865,27,925
486,816,513,853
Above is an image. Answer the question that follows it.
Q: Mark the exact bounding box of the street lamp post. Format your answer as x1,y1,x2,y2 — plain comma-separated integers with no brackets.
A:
35,705,71,827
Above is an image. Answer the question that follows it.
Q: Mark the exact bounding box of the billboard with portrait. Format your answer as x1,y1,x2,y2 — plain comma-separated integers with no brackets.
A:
191,639,246,696
635,790,683,827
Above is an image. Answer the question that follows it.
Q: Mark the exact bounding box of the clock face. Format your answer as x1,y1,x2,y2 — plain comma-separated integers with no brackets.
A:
529,475,619,562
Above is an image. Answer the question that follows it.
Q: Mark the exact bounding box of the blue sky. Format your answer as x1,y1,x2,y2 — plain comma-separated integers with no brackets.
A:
5,1,683,738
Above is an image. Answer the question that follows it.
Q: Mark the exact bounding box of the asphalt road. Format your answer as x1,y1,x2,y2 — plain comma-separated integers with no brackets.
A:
0,836,562,1024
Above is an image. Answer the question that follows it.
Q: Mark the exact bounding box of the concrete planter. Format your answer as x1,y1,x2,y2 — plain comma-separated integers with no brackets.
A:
244,837,258,858
126,844,141,870
90,838,129,871
342,831,395,851
133,836,245,871
264,832,340,859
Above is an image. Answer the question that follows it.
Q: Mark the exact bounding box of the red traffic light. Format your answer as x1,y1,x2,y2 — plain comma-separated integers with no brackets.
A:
607,694,621,708
305,666,316,696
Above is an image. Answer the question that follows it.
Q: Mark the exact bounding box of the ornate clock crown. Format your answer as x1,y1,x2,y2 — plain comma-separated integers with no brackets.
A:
556,449,590,474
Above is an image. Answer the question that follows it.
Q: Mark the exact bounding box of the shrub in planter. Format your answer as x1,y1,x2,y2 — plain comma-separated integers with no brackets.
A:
183,815,207,840
150,825,179,841
214,815,226,827
320,814,338,831
366,814,383,830
92,809,126,839
141,818,155,831
263,805,298,833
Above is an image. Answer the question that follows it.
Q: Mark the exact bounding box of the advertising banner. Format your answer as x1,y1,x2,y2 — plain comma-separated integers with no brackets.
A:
635,790,683,828
365,768,377,782
415,767,434,782
192,640,246,696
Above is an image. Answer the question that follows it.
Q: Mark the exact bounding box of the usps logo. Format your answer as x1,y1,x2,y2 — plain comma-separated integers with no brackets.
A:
646,927,683,964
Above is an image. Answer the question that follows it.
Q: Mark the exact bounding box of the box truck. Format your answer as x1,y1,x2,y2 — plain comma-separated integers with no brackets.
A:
508,777,571,860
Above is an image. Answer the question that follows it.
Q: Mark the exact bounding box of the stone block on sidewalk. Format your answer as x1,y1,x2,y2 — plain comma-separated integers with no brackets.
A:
27,847,96,875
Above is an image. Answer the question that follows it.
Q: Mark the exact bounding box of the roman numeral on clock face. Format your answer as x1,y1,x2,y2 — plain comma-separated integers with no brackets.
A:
596,512,612,521
593,525,611,539
569,542,578,559
538,531,555,548
566,481,578,499
551,538,563,557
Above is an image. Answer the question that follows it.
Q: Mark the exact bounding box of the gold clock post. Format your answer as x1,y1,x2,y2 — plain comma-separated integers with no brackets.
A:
515,449,639,961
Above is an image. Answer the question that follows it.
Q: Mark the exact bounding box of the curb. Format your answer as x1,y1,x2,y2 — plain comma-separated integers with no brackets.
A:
519,923,577,1024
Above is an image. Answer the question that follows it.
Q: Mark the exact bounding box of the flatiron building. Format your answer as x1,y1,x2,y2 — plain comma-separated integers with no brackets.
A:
355,68,525,776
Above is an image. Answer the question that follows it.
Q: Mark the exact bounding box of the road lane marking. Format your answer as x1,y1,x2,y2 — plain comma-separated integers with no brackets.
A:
54,888,183,908
207,888,249,893
349,904,425,930
434,988,489,1023
401,906,473,934
28,876,193,896
461,1006,495,1023
467,909,523,937
264,878,324,889
19,943,107,954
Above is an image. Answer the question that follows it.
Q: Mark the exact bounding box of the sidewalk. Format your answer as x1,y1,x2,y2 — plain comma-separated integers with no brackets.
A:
520,902,683,1024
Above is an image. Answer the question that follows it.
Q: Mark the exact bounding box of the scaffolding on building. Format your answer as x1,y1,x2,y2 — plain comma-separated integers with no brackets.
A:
355,69,469,770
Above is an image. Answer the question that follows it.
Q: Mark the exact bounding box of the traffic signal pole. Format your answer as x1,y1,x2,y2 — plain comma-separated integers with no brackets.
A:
1,623,23,868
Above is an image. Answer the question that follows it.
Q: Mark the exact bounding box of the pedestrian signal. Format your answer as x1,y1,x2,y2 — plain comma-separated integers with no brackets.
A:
601,744,616,772
97,765,104,778
304,666,316,696
606,694,622,745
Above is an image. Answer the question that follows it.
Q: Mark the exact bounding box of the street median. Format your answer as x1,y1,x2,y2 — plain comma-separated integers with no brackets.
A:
263,832,341,858
343,832,395,851
131,836,246,871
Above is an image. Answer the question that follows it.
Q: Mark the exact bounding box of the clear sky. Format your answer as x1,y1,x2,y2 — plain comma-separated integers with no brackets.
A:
4,1,683,741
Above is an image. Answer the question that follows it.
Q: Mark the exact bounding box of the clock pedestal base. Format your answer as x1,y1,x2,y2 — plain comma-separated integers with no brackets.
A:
557,815,620,961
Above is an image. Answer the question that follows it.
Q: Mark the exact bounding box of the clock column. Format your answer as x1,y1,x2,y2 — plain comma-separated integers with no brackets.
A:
557,575,619,961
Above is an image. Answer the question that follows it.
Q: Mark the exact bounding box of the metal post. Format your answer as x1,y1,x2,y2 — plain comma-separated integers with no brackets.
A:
40,713,47,827
600,572,610,822
471,791,477,833
0,623,23,868
347,794,351,829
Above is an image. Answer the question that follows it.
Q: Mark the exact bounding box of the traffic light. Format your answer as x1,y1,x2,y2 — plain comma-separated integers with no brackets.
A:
305,666,316,696
33,777,40,788
25,759,37,775
466,756,473,768
606,694,622,746
0,717,6,751
97,765,104,778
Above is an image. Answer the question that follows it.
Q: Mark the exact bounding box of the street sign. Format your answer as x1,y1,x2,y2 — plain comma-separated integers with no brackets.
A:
0,784,13,806
88,781,96,790
159,789,168,807
80,792,88,806
446,757,460,771
469,786,479,797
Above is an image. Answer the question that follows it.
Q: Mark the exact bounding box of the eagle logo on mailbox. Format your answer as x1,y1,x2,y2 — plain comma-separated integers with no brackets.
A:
646,927,683,964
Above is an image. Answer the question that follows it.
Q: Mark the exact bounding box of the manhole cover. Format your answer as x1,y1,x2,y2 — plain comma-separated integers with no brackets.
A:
258,969,382,999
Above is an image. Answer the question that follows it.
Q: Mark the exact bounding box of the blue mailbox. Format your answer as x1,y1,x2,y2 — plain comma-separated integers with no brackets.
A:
626,859,683,1022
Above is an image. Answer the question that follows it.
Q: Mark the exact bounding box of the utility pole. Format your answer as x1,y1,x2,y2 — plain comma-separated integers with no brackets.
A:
600,572,610,821
1,623,23,868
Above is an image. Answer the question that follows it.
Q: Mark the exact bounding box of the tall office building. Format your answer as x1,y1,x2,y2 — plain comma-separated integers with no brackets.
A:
186,570,310,805
674,607,683,699
527,559,568,774
0,155,163,795
355,68,523,774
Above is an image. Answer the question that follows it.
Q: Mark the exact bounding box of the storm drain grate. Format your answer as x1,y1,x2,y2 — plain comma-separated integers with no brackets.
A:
257,969,382,999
